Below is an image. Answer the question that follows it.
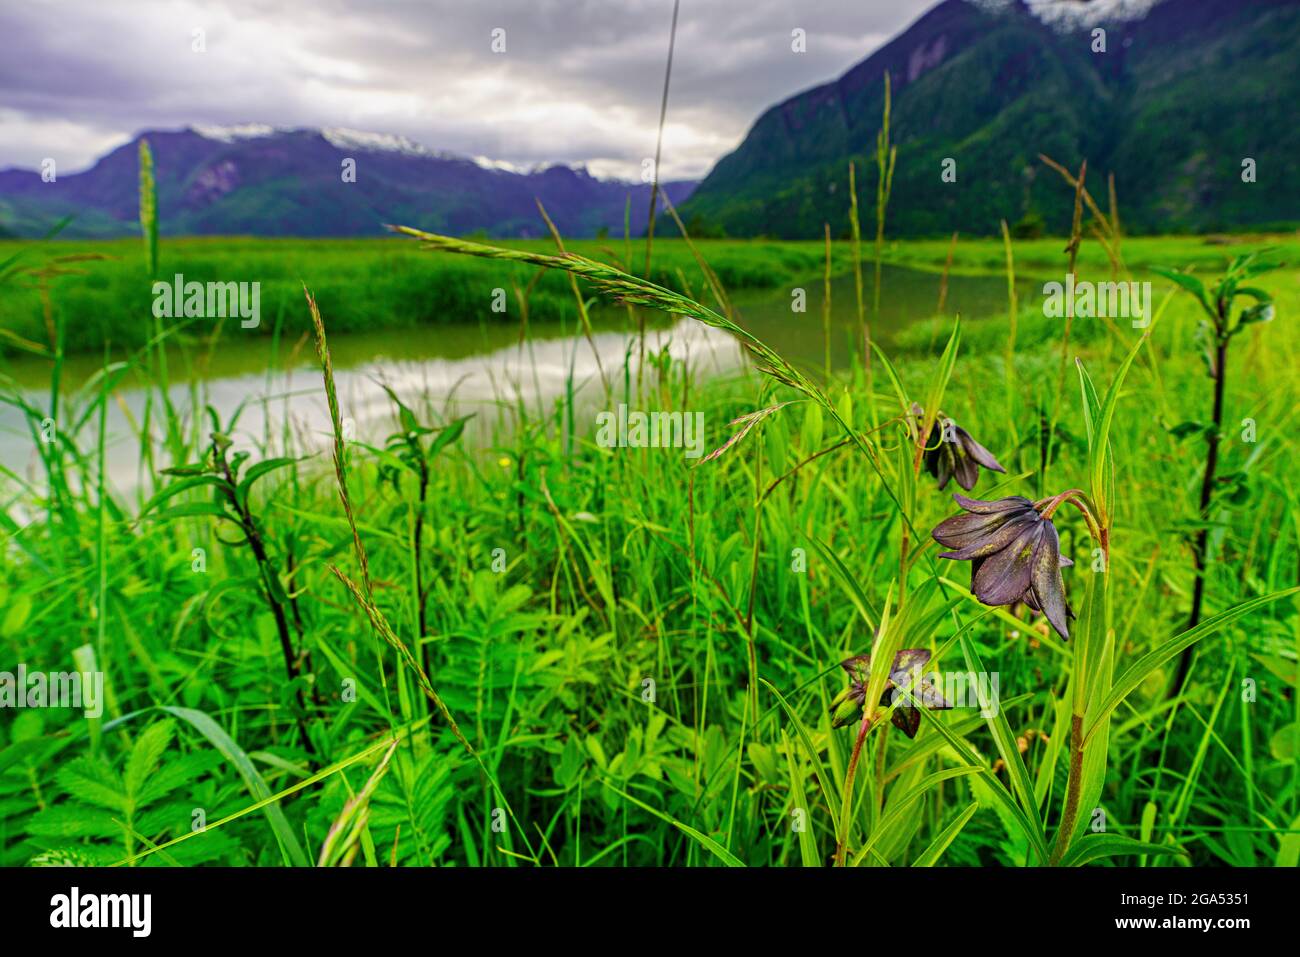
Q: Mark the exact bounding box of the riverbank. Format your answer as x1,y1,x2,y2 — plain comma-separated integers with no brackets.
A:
4,233,1297,358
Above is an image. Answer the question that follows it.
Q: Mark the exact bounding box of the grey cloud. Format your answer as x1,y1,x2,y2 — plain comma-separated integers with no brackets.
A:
0,0,935,178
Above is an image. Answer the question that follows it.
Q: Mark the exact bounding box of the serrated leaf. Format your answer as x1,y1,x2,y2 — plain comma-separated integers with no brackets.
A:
125,720,174,798
54,757,127,813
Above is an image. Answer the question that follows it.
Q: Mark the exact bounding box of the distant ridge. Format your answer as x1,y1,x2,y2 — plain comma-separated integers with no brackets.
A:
676,0,1300,237
0,126,696,239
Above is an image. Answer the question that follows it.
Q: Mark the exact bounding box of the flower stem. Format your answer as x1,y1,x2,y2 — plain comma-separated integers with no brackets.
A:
1049,713,1085,865
834,711,874,866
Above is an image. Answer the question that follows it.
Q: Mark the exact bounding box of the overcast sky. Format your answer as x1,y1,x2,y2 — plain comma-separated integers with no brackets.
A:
0,0,954,181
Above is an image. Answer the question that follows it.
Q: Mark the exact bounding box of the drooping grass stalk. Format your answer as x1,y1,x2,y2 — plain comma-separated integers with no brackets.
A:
305,289,374,597
386,225,936,564
1039,153,1124,273
1058,160,1086,384
304,287,535,861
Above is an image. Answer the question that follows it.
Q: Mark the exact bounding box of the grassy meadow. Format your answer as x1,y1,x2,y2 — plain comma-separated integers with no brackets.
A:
0,235,863,357
1,213,1299,868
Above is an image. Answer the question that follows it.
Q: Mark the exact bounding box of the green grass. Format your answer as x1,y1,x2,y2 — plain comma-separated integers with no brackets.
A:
0,235,871,357
1,228,1298,868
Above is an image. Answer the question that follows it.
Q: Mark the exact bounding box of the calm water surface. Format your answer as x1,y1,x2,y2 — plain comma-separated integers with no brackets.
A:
0,264,1028,492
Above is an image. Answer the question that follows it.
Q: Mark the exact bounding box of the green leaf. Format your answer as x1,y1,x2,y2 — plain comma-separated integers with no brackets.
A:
913,801,979,866
1085,587,1300,745
237,455,311,506
806,535,879,629
1269,722,1300,761
869,341,910,414
1237,301,1275,329
781,729,822,867
918,710,1050,864
921,318,961,442
1151,266,1211,317
1082,332,1145,525
1167,421,1210,441
124,720,174,798
960,634,1046,840
601,780,745,866
1060,834,1188,867
148,502,238,524
376,381,419,436
160,706,310,867
1069,566,1114,853
139,475,234,517
56,757,127,813
1277,812,1300,867
761,678,841,824
428,416,472,459
851,767,980,865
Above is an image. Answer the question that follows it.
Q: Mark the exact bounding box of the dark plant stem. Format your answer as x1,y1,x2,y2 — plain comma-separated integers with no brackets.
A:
1174,332,1228,693
1049,714,1085,865
284,544,324,711
218,452,316,762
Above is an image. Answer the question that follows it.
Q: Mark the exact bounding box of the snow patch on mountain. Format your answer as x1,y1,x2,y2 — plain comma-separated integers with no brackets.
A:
191,123,283,142
321,127,455,159
176,124,663,183
967,0,1162,29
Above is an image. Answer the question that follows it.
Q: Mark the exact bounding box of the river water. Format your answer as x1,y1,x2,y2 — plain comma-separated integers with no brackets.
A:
0,264,1027,493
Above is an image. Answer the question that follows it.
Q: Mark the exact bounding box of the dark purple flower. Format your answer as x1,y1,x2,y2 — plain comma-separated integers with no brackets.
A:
828,648,952,736
932,494,1074,640
914,405,1006,491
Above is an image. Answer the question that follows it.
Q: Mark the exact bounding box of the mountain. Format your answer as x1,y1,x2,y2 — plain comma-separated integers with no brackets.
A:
0,126,695,239
675,0,1300,238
